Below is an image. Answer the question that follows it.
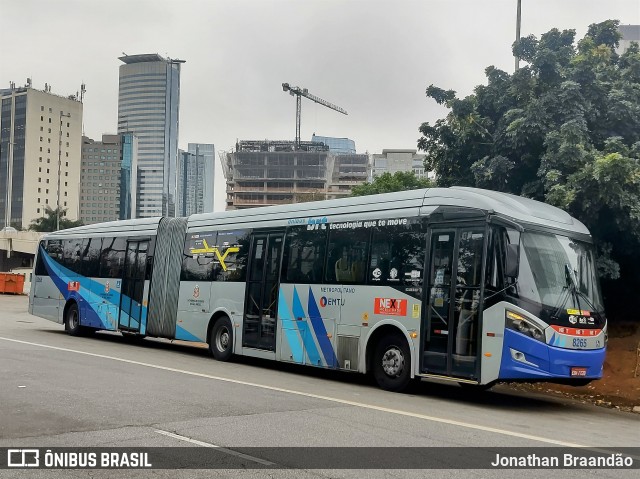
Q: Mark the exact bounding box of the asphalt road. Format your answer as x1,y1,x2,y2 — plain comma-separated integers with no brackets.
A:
0,294,638,478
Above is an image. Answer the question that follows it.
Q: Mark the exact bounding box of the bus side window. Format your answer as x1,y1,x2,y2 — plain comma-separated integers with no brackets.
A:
215,230,250,282
182,232,218,281
62,238,84,274
46,240,63,263
369,222,425,295
325,229,369,284
282,226,327,283
35,241,48,276
99,237,126,278
81,237,102,278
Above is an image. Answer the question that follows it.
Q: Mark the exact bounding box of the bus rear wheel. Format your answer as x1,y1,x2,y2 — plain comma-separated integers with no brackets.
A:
65,303,82,336
209,316,233,361
372,333,411,392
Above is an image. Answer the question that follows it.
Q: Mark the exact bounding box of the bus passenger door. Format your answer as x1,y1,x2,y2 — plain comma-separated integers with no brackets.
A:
243,232,284,351
119,240,148,333
422,226,485,380
31,240,62,322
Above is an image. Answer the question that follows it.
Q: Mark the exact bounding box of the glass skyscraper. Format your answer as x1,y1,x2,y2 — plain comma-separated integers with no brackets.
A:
188,143,214,213
177,143,214,216
120,133,138,220
117,53,184,218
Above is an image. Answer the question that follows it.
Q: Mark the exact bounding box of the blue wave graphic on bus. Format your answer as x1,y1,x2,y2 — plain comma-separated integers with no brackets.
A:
307,288,338,367
277,285,337,368
277,294,305,363
549,333,567,348
40,247,147,332
292,286,322,366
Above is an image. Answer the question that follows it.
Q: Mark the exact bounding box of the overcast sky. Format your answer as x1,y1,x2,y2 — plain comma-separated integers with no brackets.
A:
2,0,639,211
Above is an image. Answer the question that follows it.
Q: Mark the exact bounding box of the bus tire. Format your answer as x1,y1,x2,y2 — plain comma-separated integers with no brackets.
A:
209,316,233,361
65,302,82,337
372,333,411,392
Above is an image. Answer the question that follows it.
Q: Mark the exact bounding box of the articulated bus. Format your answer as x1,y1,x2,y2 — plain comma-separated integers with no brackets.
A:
28,187,606,391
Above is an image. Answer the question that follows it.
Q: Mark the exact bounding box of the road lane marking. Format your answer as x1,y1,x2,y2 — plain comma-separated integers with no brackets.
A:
154,429,275,466
0,336,589,448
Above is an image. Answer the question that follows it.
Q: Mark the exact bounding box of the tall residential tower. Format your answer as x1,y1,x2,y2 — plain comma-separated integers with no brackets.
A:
117,53,184,218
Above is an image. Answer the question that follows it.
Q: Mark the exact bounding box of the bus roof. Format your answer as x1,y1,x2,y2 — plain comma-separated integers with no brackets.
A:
425,187,589,234
43,216,162,239
188,187,589,235
42,187,589,238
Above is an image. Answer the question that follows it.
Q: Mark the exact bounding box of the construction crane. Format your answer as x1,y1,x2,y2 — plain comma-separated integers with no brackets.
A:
282,83,348,149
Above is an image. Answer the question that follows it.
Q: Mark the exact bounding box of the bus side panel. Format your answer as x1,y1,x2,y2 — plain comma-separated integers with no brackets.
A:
176,280,212,342
39,250,120,331
277,284,338,368
479,302,506,384
82,277,121,331
346,285,421,374
179,281,246,344
30,275,62,323
140,279,150,335
277,283,421,372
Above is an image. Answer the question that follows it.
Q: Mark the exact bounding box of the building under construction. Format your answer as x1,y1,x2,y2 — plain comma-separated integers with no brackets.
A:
222,140,369,210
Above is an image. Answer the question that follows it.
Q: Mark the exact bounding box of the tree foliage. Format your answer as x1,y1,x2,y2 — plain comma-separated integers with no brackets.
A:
418,20,640,321
294,192,327,203
351,171,434,197
29,206,83,232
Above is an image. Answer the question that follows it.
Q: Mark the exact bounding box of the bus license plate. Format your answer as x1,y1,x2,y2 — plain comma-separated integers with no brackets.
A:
571,367,587,377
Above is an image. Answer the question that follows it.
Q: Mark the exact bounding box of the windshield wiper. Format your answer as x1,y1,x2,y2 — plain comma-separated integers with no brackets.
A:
563,263,606,324
567,282,605,326
550,264,580,321
565,263,583,312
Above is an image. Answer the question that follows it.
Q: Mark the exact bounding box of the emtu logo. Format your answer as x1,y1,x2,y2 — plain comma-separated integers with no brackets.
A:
7,449,39,467
320,296,343,307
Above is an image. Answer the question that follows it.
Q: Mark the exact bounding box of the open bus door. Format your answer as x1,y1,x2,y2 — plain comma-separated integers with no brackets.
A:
421,224,487,380
243,231,285,351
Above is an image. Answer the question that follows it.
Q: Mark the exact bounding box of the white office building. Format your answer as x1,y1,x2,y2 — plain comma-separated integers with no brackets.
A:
0,82,82,229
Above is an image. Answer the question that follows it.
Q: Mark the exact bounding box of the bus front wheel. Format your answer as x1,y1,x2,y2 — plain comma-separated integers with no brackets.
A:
372,333,411,392
209,316,233,361
65,303,82,336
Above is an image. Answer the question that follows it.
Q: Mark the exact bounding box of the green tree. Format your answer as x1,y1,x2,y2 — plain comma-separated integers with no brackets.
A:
417,20,640,321
351,171,434,197
29,206,83,232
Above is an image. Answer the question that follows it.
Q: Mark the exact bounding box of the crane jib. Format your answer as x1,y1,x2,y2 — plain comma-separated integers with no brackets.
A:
281,82,348,148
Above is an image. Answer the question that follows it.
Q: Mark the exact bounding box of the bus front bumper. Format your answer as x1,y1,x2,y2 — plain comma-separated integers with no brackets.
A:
498,329,605,381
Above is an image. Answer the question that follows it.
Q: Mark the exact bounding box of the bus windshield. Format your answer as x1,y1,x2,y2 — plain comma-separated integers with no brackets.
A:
517,231,604,313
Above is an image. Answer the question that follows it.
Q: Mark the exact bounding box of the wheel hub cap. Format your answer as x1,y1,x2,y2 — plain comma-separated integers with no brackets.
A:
217,328,230,350
382,347,404,377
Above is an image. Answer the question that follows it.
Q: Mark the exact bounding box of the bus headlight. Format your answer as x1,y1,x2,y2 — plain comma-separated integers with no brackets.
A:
505,310,545,342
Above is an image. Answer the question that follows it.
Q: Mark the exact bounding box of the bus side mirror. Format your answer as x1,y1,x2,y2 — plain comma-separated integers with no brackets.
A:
505,244,519,279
